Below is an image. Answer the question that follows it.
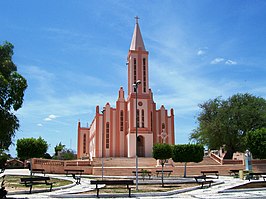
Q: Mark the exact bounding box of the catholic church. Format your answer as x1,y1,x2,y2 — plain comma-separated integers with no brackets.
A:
77,18,175,159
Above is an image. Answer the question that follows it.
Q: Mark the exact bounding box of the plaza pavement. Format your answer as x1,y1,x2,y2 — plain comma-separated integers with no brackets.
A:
2,169,266,199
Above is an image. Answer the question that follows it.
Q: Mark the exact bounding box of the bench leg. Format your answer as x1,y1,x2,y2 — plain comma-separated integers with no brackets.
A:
96,188,99,198
128,187,131,197
29,185,32,194
50,184,52,192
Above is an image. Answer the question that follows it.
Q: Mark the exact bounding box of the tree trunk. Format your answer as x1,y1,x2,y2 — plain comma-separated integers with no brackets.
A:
161,162,164,187
183,162,187,177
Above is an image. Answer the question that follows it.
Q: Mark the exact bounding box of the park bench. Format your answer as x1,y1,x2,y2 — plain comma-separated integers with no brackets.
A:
132,170,152,180
64,169,84,184
20,176,53,194
229,169,239,176
201,170,219,179
31,168,45,176
246,172,266,181
156,170,173,177
91,180,134,198
194,175,213,188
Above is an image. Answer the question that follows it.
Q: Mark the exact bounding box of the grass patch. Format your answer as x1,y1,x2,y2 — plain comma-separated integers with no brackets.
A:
2,175,72,192
80,182,198,194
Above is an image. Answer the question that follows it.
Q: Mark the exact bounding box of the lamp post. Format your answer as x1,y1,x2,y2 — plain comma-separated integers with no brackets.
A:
133,80,141,191
101,108,105,180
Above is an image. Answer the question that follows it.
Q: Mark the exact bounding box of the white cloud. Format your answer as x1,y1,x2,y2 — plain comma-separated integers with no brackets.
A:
44,118,52,121
225,60,237,65
197,50,205,56
37,123,43,127
48,114,57,119
44,114,57,121
210,57,225,64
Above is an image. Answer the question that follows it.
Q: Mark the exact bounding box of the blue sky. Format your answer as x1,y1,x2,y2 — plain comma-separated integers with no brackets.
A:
1,1,266,156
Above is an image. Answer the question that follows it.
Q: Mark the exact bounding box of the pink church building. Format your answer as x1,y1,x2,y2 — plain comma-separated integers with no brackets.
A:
77,19,175,159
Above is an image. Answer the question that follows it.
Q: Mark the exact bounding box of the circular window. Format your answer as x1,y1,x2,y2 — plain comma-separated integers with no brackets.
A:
138,101,143,106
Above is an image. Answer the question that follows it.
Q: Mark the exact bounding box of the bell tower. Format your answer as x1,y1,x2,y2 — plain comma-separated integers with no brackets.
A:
127,16,149,97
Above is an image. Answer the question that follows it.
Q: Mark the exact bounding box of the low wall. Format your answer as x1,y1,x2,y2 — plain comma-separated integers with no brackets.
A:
31,157,266,176
31,158,93,174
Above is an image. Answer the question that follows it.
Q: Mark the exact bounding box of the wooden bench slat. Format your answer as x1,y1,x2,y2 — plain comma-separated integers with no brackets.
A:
64,169,84,184
194,175,213,188
132,171,152,179
247,172,266,181
91,180,134,197
20,177,53,193
201,171,219,179
156,170,173,177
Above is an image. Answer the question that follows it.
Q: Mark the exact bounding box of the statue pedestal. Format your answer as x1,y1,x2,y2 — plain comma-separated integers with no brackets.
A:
156,158,174,167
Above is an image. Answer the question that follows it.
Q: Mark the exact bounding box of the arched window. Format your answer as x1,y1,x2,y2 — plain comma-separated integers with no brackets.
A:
141,109,144,128
143,58,146,92
83,134,86,154
151,112,153,131
136,109,140,128
106,122,110,149
120,110,123,131
134,58,137,84
162,123,165,129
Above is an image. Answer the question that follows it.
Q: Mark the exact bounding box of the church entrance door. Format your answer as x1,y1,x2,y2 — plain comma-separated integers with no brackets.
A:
137,136,145,157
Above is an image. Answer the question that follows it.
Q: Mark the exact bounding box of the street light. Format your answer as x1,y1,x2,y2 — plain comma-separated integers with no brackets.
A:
101,108,105,180
133,80,141,191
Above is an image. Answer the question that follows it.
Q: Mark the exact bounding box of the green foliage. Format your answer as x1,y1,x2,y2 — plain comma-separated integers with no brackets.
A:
152,143,173,163
54,142,65,156
190,93,266,155
172,144,204,163
245,128,266,159
0,151,8,169
152,143,173,186
16,137,48,161
58,149,76,160
0,41,27,150
172,144,204,177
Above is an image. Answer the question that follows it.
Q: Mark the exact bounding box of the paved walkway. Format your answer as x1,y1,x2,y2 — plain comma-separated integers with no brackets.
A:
2,169,266,198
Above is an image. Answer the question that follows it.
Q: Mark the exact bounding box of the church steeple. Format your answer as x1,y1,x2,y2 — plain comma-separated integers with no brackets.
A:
130,16,146,51
127,17,149,96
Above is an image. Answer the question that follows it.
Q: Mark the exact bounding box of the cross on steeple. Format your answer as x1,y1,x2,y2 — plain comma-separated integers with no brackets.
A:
135,16,139,24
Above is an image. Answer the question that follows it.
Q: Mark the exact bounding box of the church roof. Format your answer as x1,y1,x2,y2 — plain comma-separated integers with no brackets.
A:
130,17,146,51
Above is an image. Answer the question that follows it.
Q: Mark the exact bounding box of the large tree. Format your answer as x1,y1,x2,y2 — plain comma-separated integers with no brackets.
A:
190,93,266,158
172,144,204,177
245,128,266,159
0,41,27,150
16,137,48,161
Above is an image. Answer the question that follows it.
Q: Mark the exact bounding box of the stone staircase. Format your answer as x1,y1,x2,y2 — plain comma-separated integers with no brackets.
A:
92,157,157,168
91,156,245,176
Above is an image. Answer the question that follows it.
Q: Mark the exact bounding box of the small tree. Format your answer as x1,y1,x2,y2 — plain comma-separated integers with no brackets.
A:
16,137,48,161
172,144,204,177
54,142,65,156
59,149,76,160
245,128,266,159
152,143,173,186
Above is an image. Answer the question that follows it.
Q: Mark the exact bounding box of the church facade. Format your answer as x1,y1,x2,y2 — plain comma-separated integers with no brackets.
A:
77,19,175,159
